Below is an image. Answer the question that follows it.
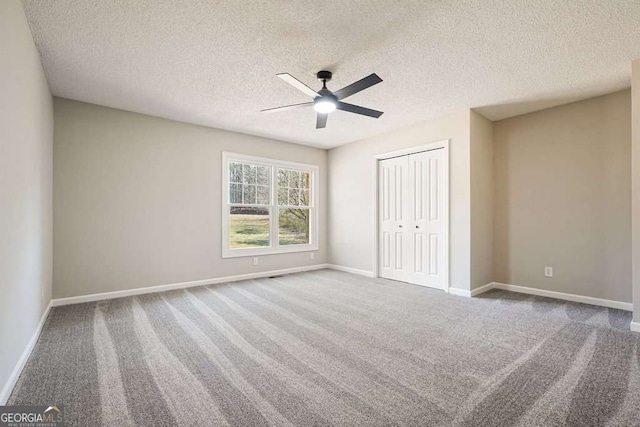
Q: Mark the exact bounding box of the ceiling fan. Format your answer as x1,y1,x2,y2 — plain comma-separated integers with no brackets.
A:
261,71,383,129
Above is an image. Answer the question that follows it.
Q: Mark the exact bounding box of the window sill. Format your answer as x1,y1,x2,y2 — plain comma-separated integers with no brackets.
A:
222,244,318,259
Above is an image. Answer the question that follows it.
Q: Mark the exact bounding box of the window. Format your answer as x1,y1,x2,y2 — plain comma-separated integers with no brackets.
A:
222,152,318,257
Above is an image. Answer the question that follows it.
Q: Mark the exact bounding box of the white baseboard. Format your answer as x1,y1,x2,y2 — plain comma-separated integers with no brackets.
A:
470,282,495,297
448,287,471,297
492,282,633,311
326,264,376,278
448,283,493,298
51,264,330,307
0,301,52,405
447,281,632,312
630,322,640,333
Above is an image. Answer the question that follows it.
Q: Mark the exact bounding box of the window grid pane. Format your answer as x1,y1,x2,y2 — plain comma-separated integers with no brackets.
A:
243,184,256,204
278,169,289,188
257,166,270,186
243,164,256,184
257,185,270,205
229,162,271,206
290,171,300,188
230,162,243,183
288,188,299,206
230,183,242,203
277,168,310,207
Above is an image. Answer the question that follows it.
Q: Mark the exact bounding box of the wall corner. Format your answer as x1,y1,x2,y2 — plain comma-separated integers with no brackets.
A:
632,59,640,322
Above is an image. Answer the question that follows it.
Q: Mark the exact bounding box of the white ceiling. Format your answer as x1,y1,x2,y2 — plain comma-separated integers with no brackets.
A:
22,0,640,149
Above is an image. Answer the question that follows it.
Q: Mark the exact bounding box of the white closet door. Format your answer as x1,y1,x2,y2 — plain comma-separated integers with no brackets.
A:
378,156,410,283
407,149,446,289
378,148,447,290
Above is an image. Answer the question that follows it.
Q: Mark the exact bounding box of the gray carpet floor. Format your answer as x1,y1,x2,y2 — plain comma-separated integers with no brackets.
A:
9,269,640,426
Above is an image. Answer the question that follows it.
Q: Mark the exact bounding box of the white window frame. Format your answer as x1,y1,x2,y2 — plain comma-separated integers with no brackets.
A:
222,152,319,258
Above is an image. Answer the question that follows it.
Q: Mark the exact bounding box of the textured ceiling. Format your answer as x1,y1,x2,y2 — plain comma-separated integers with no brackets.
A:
22,0,640,148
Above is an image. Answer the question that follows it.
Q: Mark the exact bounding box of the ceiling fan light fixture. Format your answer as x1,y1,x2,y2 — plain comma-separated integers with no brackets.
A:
313,96,337,114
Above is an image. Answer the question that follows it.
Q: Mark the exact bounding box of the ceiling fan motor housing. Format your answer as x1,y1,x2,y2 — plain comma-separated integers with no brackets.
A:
317,70,332,82
315,70,337,110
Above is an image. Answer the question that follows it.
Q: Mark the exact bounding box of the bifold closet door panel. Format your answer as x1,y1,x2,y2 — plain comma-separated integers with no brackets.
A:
408,149,446,290
378,156,410,283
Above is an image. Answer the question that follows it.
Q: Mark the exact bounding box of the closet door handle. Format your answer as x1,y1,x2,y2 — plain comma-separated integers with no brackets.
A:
416,226,419,229
398,225,403,228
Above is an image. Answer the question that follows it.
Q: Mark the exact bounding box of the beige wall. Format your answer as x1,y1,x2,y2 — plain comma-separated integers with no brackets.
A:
328,110,473,291
633,61,640,321
494,90,632,302
0,0,53,401
53,98,327,298
470,112,494,289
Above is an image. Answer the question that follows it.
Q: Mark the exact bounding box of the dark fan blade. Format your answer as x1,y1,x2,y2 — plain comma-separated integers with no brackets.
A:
333,73,382,100
316,113,328,129
277,73,319,98
336,102,383,118
261,102,313,113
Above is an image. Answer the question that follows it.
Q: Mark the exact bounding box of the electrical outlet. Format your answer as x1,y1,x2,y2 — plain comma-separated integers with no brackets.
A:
544,267,553,278
253,257,259,266
309,252,315,260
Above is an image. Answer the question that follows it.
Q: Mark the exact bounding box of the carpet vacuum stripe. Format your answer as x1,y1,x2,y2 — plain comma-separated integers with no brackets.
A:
7,270,640,426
